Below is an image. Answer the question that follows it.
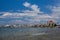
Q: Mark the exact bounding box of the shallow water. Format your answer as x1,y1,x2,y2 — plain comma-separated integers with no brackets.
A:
0,28,59,37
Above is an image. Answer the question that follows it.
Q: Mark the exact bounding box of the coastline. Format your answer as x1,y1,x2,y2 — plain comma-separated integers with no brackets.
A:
0,28,60,40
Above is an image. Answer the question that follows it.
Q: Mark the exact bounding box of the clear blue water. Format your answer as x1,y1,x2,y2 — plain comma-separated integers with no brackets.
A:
0,28,59,37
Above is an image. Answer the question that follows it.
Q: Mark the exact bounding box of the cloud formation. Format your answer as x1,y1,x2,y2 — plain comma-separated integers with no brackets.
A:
23,2,31,7
0,2,59,24
51,6,60,19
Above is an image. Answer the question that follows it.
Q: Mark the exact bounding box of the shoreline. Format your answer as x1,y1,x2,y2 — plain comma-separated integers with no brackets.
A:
0,28,60,40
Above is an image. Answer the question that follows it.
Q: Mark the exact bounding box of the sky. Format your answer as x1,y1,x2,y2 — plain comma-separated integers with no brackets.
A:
0,0,60,25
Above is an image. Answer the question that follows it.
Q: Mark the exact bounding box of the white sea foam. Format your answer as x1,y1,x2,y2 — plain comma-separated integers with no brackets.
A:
30,32,46,36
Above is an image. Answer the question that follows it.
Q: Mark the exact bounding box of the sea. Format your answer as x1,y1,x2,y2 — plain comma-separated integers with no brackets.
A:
0,27,59,37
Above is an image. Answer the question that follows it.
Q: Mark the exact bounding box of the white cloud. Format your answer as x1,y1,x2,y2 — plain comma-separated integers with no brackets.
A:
31,4,40,13
0,2,54,24
46,6,60,23
0,12,37,18
51,6,60,19
23,2,31,7
2,12,12,17
9,20,26,24
23,2,43,13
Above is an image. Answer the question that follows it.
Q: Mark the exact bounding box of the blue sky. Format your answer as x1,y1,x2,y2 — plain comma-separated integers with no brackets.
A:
0,0,60,24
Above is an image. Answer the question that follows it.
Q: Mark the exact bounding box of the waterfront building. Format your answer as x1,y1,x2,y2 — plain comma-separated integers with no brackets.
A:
47,20,56,28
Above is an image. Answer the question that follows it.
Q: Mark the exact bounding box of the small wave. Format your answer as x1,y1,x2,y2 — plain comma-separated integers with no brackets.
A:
30,32,46,36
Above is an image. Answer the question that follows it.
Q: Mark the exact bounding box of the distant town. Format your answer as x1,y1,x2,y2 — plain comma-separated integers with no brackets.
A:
0,20,60,28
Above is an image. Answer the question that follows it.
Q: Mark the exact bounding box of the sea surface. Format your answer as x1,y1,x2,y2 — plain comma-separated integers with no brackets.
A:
0,27,60,40
0,28,59,37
